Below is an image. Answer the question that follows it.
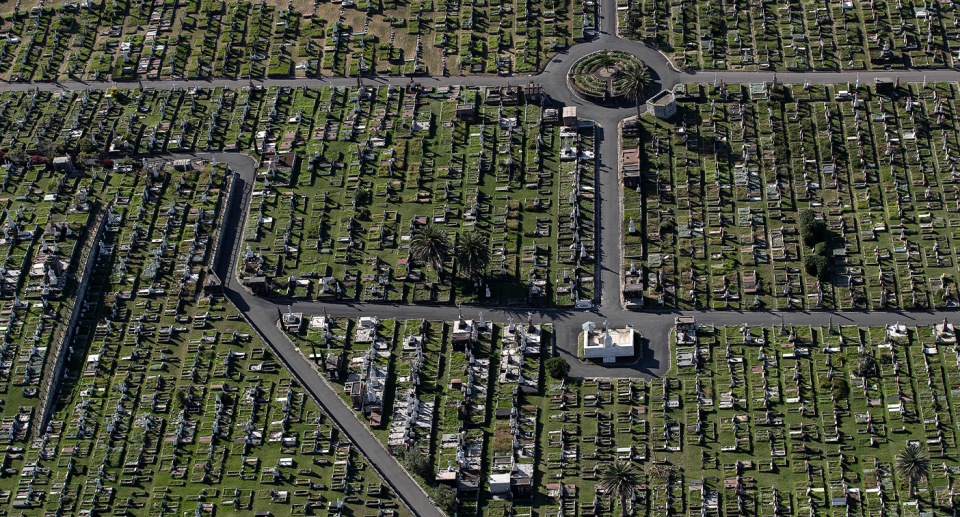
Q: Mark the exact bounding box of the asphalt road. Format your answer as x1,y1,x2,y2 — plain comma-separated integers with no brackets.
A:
21,2,960,515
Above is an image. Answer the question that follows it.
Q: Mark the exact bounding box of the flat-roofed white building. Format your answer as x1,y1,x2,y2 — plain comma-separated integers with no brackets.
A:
582,321,634,363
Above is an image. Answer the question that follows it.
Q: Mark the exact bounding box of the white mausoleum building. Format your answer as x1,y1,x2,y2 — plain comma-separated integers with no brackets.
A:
582,321,635,362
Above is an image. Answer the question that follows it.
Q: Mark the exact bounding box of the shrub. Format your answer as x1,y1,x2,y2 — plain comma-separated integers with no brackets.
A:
799,209,827,246
804,255,829,280
434,485,457,515
546,357,570,379
403,448,431,479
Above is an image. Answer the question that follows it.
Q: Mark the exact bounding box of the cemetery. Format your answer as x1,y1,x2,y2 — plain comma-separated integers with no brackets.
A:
619,0,953,71
0,156,412,517
0,80,597,307
623,79,960,310
236,84,597,307
292,311,551,517
293,313,960,517
0,0,594,80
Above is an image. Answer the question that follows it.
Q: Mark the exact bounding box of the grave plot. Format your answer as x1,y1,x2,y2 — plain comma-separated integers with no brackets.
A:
0,159,412,517
627,80,960,311
239,84,593,307
618,0,951,71
499,319,960,517
292,314,445,457
0,152,99,443
535,373,658,517
0,0,585,81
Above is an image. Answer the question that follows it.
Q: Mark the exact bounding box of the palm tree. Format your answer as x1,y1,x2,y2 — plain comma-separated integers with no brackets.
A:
619,62,653,120
895,443,930,499
410,224,451,276
598,460,640,517
455,231,490,280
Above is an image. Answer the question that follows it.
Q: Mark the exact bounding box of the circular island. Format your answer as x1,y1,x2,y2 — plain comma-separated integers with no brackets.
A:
568,50,651,104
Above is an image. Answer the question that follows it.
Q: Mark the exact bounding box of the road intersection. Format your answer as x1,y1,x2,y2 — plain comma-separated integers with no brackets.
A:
16,1,960,515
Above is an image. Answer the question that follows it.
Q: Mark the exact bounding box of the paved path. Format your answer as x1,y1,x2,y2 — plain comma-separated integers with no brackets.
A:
147,152,447,517
23,3,960,515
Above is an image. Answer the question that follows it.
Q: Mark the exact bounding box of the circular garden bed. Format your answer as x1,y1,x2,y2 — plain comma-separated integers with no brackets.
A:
569,51,648,102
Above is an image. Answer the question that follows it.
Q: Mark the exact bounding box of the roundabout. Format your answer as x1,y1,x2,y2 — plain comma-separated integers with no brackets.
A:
568,50,651,103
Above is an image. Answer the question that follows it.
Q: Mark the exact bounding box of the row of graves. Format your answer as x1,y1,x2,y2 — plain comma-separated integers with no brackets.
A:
1,158,412,516
539,356,663,517
670,317,960,517
0,0,592,81
294,313,444,454
447,316,545,517
620,0,954,71
126,84,287,155
0,87,137,160
0,84,278,159
626,80,960,311
239,84,591,307
0,155,99,444
431,314,495,513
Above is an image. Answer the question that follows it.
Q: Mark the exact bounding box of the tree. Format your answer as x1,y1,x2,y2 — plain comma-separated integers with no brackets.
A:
78,139,99,155
433,485,457,515
804,255,829,281
597,52,615,69
403,448,431,480
598,460,640,516
895,443,930,499
546,357,571,379
410,224,451,275
813,242,828,258
5,149,24,164
455,231,490,280
799,209,827,246
36,140,65,162
619,62,653,120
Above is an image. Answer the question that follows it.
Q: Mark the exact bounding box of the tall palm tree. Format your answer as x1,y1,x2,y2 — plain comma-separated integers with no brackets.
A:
598,460,640,517
455,231,490,280
410,224,451,275
895,443,930,499
619,62,653,120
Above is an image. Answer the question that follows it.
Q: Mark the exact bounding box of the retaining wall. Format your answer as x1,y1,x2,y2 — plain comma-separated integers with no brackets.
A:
35,201,113,438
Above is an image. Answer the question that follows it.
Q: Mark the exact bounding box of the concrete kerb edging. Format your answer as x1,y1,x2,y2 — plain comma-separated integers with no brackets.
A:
650,45,683,74
617,117,626,309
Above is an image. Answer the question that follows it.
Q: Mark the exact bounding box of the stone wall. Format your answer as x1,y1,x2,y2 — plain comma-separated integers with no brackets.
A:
35,201,114,438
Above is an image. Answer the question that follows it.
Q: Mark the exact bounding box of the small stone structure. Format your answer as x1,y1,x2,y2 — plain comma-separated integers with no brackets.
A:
646,90,677,119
